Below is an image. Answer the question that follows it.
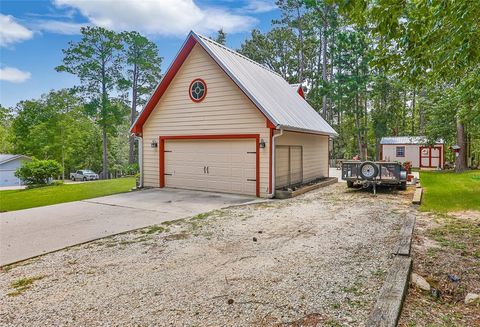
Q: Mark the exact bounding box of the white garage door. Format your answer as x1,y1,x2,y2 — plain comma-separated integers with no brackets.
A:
164,139,256,195
0,170,21,187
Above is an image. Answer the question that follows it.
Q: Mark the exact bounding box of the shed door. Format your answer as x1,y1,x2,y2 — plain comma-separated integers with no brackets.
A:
164,139,256,195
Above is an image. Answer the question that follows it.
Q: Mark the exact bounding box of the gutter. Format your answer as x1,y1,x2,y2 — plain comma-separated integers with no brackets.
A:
267,129,284,199
135,135,143,188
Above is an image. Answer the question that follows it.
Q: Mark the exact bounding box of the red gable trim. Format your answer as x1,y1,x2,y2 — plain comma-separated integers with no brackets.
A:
131,32,276,135
131,36,197,134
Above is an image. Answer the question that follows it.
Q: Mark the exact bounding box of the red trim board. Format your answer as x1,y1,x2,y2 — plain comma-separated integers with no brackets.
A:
159,134,260,197
132,33,275,134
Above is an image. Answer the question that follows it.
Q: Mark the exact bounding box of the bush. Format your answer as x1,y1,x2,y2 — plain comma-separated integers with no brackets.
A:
124,163,139,175
15,159,63,185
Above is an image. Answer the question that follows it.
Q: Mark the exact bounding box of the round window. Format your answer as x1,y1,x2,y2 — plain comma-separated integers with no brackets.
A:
189,79,207,102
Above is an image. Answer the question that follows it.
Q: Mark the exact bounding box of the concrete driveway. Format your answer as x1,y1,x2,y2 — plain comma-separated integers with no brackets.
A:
0,188,254,266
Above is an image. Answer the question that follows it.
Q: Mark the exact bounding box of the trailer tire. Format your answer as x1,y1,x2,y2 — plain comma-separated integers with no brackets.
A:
347,180,354,188
359,161,379,180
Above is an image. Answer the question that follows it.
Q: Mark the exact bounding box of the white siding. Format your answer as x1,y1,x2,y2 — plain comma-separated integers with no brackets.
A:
142,44,270,196
276,131,329,184
382,144,420,167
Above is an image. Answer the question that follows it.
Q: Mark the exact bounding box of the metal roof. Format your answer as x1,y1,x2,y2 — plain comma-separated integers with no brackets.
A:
0,154,31,165
380,136,444,145
195,33,337,136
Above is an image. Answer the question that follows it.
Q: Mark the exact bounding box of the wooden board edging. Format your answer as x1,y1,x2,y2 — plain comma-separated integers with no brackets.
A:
275,177,338,199
367,256,412,327
412,187,423,204
393,213,416,256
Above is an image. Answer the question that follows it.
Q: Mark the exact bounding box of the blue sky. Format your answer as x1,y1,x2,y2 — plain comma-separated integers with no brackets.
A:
0,0,279,108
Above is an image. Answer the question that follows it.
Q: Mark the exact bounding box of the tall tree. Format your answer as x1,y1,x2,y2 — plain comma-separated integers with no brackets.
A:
0,105,13,153
56,26,124,178
120,31,162,164
212,28,227,45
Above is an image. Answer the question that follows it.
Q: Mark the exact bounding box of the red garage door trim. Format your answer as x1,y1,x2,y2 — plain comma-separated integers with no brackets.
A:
159,134,260,197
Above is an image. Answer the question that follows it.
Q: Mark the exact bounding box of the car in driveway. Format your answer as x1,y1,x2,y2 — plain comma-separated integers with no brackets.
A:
70,170,99,181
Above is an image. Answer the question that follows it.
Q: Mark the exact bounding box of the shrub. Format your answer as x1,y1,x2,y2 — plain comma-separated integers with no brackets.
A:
15,159,63,185
124,163,139,175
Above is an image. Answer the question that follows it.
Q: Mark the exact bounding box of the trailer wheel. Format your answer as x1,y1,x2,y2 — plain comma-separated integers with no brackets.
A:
359,161,379,180
347,180,354,188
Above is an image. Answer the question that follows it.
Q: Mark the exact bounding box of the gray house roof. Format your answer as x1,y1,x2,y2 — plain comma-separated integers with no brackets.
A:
194,33,337,136
0,154,31,165
380,136,444,145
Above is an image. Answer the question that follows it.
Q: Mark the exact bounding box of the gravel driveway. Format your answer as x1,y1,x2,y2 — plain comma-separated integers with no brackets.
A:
0,184,414,326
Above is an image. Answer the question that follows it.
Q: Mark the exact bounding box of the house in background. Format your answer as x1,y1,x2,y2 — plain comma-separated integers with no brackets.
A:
130,31,337,198
0,154,31,187
380,137,444,168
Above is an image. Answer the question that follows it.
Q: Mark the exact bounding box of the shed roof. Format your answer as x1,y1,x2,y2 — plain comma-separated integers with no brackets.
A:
380,136,444,145
131,31,337,136
0,154,31,165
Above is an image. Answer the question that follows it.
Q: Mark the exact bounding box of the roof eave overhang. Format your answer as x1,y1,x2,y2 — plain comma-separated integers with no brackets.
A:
278,125,338,137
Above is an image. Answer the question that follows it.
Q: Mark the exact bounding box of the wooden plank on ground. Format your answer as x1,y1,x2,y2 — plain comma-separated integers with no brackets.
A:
412,188,423,204
367,256,412,327
394,213,416,256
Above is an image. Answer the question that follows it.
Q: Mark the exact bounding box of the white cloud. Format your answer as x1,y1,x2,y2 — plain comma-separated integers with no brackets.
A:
0,67,31,83
34,20,86,35
243,0,277,13
0,14,34,47
53,0,257,36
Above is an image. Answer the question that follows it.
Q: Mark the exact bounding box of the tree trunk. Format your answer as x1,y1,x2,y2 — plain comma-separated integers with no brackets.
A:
321,19,328,118
296,6,305,83
455,119,467,172
354,94,364,160
102,126,108,179
411,88,416,135
101,61,109,179
128,63,138,164
419,88,426,134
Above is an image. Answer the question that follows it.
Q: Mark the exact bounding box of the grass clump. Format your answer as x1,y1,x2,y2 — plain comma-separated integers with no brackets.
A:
141,225,168,235
8,276,44,296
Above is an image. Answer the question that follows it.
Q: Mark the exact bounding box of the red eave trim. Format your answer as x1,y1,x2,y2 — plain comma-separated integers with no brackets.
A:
297,87,305,98
159,134,260,197
131,36,197,134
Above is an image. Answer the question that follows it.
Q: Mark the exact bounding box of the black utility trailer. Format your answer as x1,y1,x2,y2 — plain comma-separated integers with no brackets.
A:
341,161,408,193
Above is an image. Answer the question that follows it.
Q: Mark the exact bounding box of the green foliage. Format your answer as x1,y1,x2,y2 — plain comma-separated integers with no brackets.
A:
10,89,103,174
0,177,135,212
0,105,13,153
124,163,139,175
15,158,63,185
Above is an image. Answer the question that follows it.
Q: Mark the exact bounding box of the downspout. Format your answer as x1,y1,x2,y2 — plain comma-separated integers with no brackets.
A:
135,135,143,188
267,129,284,198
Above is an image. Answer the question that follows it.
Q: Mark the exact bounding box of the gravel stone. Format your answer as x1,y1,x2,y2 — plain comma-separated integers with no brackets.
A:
0,184,413,326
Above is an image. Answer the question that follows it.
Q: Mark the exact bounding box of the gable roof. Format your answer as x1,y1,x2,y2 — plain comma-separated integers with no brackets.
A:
380,136,444,145
131,31,337,137
0,154,31,165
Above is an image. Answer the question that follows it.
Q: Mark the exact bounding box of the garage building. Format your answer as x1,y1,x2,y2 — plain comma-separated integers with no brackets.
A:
0,154,31,187
131,31,337,197
380,136,444,168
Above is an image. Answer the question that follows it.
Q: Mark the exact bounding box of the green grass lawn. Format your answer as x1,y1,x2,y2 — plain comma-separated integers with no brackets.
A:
420,170,480,212
0,177,135,212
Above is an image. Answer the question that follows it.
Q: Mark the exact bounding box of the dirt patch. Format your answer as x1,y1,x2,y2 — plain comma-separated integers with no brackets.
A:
0,184,413,326
399,211,480,326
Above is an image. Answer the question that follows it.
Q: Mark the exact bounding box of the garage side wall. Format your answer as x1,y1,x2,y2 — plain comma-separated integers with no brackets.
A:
142,44,270,196
276,131,329,183
382,144,420,167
